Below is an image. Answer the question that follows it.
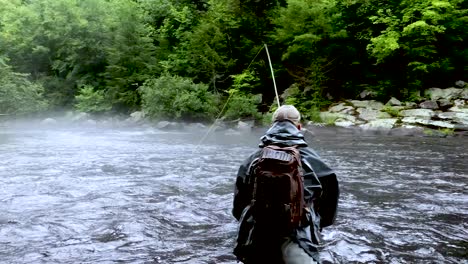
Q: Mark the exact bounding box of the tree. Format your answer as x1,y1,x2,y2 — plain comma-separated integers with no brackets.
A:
0,56,48,115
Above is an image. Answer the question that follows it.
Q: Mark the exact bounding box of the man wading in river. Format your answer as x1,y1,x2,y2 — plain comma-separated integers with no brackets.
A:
232,105,339,264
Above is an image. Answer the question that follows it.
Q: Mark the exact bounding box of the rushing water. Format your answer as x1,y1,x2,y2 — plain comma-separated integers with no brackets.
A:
0,122,467,264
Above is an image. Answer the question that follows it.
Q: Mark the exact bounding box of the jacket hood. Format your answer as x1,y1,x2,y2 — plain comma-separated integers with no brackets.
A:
260,121,308,147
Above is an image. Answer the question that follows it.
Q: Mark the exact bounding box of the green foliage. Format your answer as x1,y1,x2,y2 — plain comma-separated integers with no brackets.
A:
74,85,112,113
381,105,401,117
0,0,466,118
0,57,48,115
223,89,262,120
139,74,218,121
282,84,330,122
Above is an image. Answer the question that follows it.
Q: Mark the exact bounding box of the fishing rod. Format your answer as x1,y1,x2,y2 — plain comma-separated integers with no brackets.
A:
194,44,277,150
264,44,281,108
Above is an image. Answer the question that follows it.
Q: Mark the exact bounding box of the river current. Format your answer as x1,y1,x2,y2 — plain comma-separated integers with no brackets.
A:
0,122,466,264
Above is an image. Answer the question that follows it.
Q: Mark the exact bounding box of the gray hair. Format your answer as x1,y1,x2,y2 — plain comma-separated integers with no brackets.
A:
272,105,301,125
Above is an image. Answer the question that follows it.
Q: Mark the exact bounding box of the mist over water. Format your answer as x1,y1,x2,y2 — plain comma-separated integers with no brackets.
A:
0,121,467,263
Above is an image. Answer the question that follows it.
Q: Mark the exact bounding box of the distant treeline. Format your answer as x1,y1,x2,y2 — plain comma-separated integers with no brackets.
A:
0,0,466,121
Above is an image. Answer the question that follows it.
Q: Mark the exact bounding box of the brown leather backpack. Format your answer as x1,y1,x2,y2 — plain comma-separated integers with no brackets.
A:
249,145,305,233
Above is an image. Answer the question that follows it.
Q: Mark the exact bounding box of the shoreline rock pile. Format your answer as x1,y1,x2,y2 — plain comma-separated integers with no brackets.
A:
318,87,468,135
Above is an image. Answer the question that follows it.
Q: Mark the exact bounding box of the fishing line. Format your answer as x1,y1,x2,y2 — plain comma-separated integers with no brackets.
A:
194,45,269,151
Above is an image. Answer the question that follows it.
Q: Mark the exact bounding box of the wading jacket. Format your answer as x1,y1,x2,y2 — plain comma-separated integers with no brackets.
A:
232,121,339,263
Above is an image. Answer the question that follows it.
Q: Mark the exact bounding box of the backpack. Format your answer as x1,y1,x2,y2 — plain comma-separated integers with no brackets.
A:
248,145,305,233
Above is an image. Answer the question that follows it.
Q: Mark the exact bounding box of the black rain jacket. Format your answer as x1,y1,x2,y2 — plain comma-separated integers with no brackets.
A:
232,121,339,263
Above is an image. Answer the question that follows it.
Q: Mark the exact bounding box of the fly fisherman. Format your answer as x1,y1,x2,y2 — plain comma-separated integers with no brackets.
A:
232,105,339,264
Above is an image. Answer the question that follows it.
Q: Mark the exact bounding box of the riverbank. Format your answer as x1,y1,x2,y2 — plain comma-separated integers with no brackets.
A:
1,87,466,137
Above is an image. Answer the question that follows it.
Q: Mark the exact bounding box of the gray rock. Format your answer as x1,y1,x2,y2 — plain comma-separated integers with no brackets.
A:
356,108,383,121
129,111,145,122
359,90,377,99
453,112,468,125
41,118,57,125
405,102,418,108
71,112,89,122
237,121,253,132
437,99,453,110
360,119,398,130
426,87,463,100
350,100,384,110
329,103,354,114
400,109,435,119
386,97,402,106
402,117,455,128
461,89,468,99
455,80,465,88
156,121,183,130
188,123,207,130
334,120,355,127
419,100,439,110
436,112,456,120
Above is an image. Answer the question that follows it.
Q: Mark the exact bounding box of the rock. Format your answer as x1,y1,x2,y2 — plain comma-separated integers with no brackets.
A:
453,112,468,126
237,121,253,132
334,120,355,127
71,112,89,122
359,90,377,99
349,100,384,110
401,117,455,128
426,87,463,101
41,118,57,125
419,100,439,110
155,121,183,130
455,80,465,88
405,102,418,108
360,119,398,130
437,99,453,110
356,108,382,121
436,112,456,120
400,109,435,119
188,123,207,130
129,111,145,123
461,89,468,99
386,97,402,106
329,103,354,114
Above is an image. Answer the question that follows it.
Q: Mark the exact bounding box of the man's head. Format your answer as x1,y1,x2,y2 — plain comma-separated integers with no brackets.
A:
272,105,301,128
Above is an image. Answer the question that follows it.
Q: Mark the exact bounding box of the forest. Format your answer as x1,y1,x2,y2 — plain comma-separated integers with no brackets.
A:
0,0,467,122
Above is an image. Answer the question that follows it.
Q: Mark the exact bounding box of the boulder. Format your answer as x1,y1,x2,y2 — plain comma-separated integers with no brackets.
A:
461,89,468,99
426,87,463,101
156,121,183,130
401,117,455,128
71,112,89,122
400,109,435,119
334,120,355,127
129,111,145,123
405,102,418,108
455,80,465,88
360,119,398,130
237,121,254,132
359,90,377,99
356,108,383,121
436,112,456,120
437,99,453,110
386,97,402,106
419,100,439,110
349,100,384,110
453,112,468,126
41,118,57,125
329,103,354,114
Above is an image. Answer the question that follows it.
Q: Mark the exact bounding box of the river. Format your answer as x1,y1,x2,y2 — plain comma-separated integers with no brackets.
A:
0,121,466,264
